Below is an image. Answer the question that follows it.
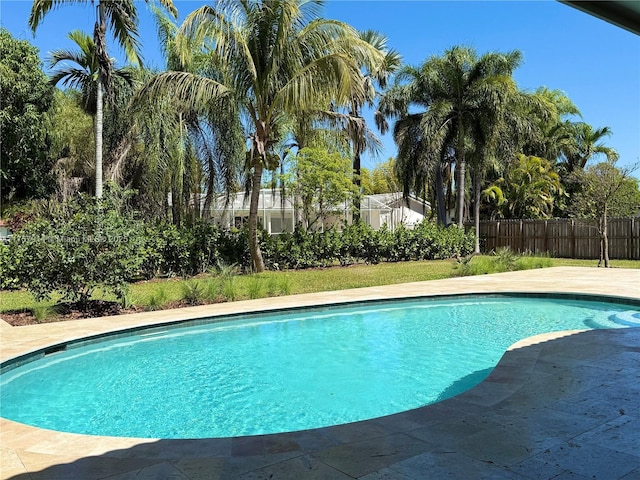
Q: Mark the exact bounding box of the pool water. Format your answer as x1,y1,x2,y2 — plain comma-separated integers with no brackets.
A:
1,295,638,439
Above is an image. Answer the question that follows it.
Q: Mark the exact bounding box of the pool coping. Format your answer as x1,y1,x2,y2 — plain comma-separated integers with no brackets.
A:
1,266,639,479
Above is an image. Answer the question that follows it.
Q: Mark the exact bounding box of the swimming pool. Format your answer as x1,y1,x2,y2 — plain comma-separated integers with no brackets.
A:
1,294,639,439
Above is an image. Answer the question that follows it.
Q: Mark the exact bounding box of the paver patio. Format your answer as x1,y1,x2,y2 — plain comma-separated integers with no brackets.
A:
1,267,639,479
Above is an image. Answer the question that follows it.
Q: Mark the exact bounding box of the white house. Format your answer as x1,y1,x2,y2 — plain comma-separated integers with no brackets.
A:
192,190,430,234
0,220,11,243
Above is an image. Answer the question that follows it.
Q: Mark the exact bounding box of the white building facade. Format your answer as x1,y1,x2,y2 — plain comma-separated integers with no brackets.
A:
199,190,429,234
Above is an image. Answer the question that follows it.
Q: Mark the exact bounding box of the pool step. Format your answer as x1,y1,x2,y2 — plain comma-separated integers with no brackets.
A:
608,311,640,327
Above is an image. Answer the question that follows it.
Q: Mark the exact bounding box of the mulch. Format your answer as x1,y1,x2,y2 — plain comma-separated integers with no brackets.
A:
0,299,200,327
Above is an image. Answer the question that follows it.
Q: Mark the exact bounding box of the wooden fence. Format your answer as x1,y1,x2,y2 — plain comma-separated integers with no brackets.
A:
471,218,640,260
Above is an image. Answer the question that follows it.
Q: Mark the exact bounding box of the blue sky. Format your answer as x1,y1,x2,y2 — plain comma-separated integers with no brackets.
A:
2,0,639,173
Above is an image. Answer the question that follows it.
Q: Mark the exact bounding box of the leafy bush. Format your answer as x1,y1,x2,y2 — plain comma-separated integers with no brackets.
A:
0,242,20,290
6,188,146,307
453,248,553,277
152,223,193,277
190,221,222,274
217,226,252,270
259,220,474,269
147,286,168,311
31,303,58,322
181,279,204,305
246,275,264,299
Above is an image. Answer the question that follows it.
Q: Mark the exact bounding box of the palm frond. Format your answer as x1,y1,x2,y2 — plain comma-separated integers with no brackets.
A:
29,0,90,31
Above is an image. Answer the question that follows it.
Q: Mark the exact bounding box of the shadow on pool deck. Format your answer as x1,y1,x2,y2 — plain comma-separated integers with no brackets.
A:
4,327,639,480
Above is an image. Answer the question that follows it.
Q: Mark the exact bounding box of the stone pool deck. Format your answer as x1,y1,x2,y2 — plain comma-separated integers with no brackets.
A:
1,266,639,479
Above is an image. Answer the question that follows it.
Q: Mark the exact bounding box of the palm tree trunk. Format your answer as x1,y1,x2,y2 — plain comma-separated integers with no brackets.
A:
248,160,265,273
95,76,104,198
473,172,481,254
353,150,361,223
435,161,447,226
203,157,215,220
456,130,465,227
94,1,107,199
171,183,181,226
603,205,610,267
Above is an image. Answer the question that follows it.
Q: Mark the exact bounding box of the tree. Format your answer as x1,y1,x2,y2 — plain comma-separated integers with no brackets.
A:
0,28,55,208
568,160,638,267
522,87,581,164
127,7,244,226
378,46,523,227
563,123,618,174
47,30,133,195
140,0,381,272
361,158,400,195
344,30,400,222
7,186,147,308
283,147,356,230
467,85,548,252
489,154,564,219
47,89,95,199
29,0,177,198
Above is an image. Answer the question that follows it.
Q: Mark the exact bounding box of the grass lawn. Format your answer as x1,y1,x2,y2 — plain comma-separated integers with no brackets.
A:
1,257,639,316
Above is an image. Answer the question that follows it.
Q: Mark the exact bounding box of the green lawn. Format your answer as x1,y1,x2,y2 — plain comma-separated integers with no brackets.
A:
1,257,638,316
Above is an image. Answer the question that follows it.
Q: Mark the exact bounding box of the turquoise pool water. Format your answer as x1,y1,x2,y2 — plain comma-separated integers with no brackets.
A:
1,295,639,439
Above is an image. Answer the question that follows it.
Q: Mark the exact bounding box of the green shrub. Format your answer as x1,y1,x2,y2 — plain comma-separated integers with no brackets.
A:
8,187,146,308
515,255,553,270
120,289,134,309
278,274,292,295
203,278,222,302
258,220,475,269
246,275,264,299
218,226,251,270
31,303,58,322
453,248,554,277
494,247,518,272
222,276,238,301
265,276,279,296
181,279,204,305
0,242,19,290
190,221,222,274
147,286,168,311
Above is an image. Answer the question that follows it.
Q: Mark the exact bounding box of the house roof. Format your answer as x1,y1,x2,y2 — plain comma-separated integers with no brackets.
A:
174,190,430,213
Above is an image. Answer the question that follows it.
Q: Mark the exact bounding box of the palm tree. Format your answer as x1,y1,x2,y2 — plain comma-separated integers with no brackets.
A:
523,87,582,164
29,0,177,198
420,47,523,227
129,6,244,226
377,68,447,225
491,154,564,219
47,30,133,194
139,0,382,272
378,46,524,227
564,123,618,172
345,30,401,222
467,85,549,252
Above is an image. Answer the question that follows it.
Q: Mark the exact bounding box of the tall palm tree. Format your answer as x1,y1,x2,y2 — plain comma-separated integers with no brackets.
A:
564,123,618,172
30,0,177,198
523,87,581,165
130,6,244,226
47,30,133,194
377,67,445,225
139,0,382,272
466,84,549,252
378,46,524,227
345,30,401,222
420,47,523,227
